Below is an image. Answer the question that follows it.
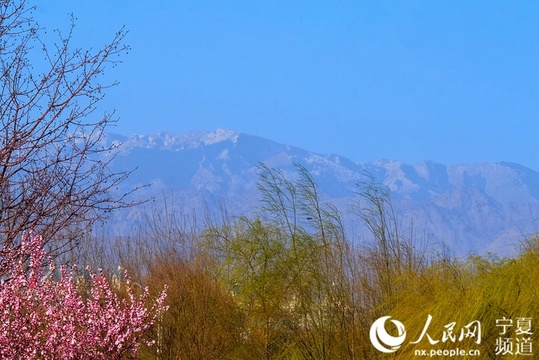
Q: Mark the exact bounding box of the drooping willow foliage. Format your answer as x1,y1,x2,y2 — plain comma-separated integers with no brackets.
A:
93,164,538,360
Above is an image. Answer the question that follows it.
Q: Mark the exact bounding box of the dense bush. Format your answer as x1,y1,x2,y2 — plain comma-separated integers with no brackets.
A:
125,166,538,359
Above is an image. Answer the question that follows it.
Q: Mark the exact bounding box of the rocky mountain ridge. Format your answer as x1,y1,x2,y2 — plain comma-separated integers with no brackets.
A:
105,129,539,256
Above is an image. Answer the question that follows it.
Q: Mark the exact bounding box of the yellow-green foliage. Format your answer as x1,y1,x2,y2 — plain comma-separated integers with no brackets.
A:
102,166,539,360
386,238,539,359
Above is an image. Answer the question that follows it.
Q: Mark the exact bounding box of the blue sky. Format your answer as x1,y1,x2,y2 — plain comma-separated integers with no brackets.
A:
37,1,538,170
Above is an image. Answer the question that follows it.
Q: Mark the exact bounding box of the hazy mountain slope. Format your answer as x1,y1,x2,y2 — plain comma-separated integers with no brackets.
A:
104,130,539,256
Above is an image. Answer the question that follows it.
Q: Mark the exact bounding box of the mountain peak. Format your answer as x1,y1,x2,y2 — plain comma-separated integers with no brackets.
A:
106,129,539,255
110,129,242,151
201,129,240,145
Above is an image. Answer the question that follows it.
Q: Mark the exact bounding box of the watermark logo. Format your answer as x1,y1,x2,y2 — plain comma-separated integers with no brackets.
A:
369,316,407,353
370,314,483,356
495,317,533,356
370,315,534,356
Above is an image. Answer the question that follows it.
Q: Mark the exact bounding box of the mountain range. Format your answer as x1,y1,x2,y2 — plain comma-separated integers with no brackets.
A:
103,129,539,256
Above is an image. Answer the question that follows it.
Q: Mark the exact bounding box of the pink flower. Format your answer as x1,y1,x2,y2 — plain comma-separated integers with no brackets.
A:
0,232,168,359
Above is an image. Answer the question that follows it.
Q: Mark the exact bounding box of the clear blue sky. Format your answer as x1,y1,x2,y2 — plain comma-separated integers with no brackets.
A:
37,1,538,170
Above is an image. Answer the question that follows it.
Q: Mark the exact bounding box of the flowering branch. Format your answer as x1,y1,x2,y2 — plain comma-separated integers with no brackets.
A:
0,233,168,359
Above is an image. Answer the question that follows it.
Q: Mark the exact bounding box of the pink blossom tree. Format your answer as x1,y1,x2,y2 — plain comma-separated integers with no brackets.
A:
0,233,168,359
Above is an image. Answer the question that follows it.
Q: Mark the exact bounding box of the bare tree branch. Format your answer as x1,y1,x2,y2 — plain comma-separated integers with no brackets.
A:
0,0,134,254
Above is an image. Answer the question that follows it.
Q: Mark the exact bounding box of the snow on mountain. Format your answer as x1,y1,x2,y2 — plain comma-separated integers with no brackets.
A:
103,130,539,256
